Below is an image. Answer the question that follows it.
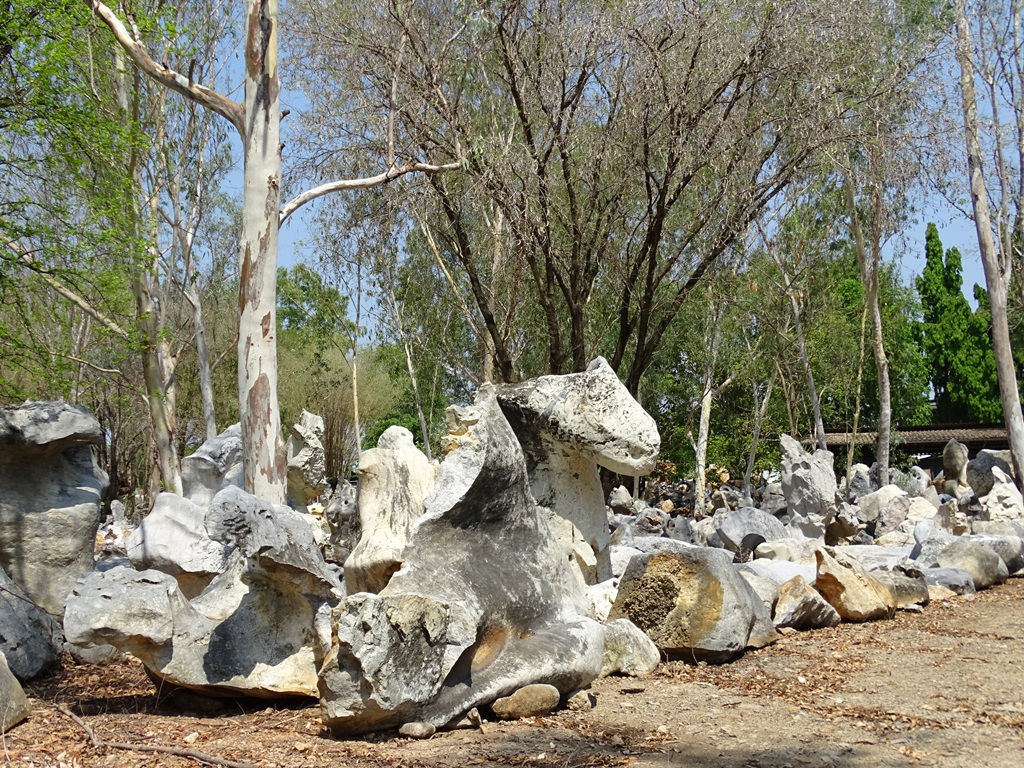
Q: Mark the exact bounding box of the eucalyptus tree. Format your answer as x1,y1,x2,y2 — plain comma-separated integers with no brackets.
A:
85,0,459,502
952,0,1024,479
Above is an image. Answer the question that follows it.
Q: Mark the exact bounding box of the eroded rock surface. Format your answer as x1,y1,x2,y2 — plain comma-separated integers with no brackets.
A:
318,388,606,735
65,488,342,698
0,401,107,617
779,435,837,540
496,357,660,582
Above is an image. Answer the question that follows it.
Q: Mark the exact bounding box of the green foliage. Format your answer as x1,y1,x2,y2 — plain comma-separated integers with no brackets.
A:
917,223,1001,423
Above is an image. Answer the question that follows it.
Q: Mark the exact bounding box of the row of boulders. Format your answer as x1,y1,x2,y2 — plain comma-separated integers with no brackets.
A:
4,364,1023,737
580,431,1024,670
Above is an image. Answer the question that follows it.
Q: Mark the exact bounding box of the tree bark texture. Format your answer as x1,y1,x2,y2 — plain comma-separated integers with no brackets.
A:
954,0,1024,483
238,0,287,502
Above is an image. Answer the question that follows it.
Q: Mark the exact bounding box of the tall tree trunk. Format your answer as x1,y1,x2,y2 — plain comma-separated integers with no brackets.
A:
846,304,869,486
692,320,721,519
954,0,1024,482
844,176,890,485
743,369,776,505
775,257,827,450
238,0,287,502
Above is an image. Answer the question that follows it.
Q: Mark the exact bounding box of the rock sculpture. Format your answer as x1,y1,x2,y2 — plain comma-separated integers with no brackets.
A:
779,435,838,539
496,357,660,582
318,387,607,734
1,564,63,680
343,426,437,594
0,401,108,617
287,410,328,509
65,487,342,698
180,423,244,507
126,492,231,598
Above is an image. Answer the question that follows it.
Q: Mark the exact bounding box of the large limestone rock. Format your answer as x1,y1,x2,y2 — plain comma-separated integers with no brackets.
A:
979,467,1024,524
772,575,840,631
181,423,243,507
1,652,30,733
911,521,1009,590
496,357,660,582
0,401,108,617
287,411,328,509
715,507,787,554
856,485,906,526
65,487,342,698
871,565,930,609
599,619,661,678
0,564,62,681
814,548,895,622
608,549,777,663
343,426,437,595
779,434,838,539
967,449,1014,498
127,493,231,598
318,388,606,735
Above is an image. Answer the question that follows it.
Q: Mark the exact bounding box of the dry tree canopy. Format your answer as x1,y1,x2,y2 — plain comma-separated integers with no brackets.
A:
285,0,933,390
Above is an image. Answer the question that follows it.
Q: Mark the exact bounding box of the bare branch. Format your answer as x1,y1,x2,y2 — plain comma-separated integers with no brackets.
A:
7,241,130,339
279,160,461,224
84,0,244,135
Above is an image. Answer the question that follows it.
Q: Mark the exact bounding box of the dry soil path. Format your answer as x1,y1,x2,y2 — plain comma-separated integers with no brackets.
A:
5,578,1023,768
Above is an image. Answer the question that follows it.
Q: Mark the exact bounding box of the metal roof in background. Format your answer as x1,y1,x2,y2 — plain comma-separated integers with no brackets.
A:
824,424,1008,452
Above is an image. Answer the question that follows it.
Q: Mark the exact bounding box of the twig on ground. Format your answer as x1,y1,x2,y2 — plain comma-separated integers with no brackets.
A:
54,703,258,768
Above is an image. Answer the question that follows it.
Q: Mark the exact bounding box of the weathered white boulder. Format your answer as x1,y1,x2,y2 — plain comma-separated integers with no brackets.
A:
779,434,838,539
608,549,777,663
814,548,896,622
738,569,780,616
318,388,606,735
967,449,1014,498
834,545,912,572
753,537,819,564
610,545,643,578
586,579,619,622
856,485,906,525
0,564,62,681
966,534,1024,574
1,652,30,733
344,426,437,595
741,558,817,587
599,618,661,678
873,495,912,538
772,575,840,630
0,401,108,617
181,423,243,507
65,487,343,699
979,467,1024,523
871,565,929,609
608,485,636,515
127,493,231,598
287,410,328,509
496,357,660,582
911,522,1009,590
715,507,788,554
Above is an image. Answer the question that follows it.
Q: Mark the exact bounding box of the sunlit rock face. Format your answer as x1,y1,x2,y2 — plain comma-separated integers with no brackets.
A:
496,357,661,583
318,386,606,735
0,401,108,618
65,487,343,699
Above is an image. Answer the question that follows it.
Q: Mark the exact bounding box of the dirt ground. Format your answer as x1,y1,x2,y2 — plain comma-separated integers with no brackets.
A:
5,578,1023,768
